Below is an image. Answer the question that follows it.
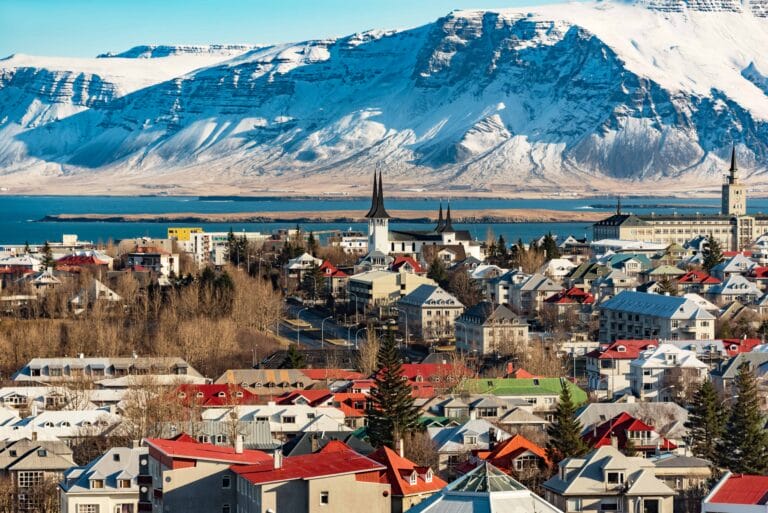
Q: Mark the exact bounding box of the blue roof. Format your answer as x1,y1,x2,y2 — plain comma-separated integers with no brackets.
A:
601,291,714,320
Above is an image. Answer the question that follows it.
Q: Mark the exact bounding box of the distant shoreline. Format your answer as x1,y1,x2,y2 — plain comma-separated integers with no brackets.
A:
39,208,607,224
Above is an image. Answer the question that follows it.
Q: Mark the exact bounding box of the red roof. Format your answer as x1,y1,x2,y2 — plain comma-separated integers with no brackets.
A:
545,287,595,305
398,363,473,382
176,384,260,407
751,267,768,279
232,442,385,485
319,261,349,278
723,250,753,258
585,340,658,360
483,434,550,469
583,412,676,452
678,270,721,285
145,437,271,465
391,256,424,274
505,363,537,379
132,246,170,255
710,474,768,505
276,389,334,406
56,255,109,267
301,369,364,381
368,446,446,497
721,338,762,356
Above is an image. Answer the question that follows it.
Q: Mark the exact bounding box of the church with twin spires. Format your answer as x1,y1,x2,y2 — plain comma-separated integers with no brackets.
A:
359,171,484,269
594,146,767,251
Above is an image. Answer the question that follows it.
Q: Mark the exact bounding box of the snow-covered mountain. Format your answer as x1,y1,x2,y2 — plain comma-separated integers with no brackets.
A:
2,1,768,195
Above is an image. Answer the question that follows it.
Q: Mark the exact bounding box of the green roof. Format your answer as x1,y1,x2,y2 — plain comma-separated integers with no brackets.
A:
459,378,588,404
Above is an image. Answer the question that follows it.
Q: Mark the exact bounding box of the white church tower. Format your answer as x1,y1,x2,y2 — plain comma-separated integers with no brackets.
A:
722,145,746,216
365,171,390,256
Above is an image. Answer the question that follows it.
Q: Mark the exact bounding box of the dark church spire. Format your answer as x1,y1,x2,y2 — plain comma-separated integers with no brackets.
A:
442,201,455,233
436,202,444,232
730,144,738,174
365,171,390,219
616,195,622,215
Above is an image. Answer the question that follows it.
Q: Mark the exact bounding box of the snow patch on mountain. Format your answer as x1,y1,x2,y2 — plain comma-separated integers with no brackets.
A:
97,44,260,59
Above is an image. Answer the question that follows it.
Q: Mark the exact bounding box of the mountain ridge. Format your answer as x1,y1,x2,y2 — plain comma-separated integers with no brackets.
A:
1,1,768,196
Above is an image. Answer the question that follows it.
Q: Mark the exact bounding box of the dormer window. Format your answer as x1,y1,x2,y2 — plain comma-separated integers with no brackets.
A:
178,392,186,399
217,392,226,398
196,392,204,398
91,479,104,489
463,435,478,445
425,469,433,483
616,345,626,353
606,472,624,484
235,392,244,398
409,472,417,486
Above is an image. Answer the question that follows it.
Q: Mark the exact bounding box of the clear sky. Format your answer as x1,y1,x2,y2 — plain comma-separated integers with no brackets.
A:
0,0,558,58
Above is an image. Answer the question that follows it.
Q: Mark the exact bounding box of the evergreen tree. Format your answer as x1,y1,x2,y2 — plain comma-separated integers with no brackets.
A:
302,264,326,301
284,344,306,369
686,380,726,462
546,380,588,463
702,235,723,273
623,436,638,457
718,363,768,473
307,231,318,256
427,256,449,288
40,242,55,269
366,331,421,449
23,241,30,254
497,235,509,261
657,277,678,296
542,233,561,260
198,267,235,317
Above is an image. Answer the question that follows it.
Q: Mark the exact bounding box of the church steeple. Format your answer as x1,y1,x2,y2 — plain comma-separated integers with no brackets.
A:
722,143,746,216
442,202,455,233
729,144,739,182
436,202,444,232
616,195,622,215
365,171,390,219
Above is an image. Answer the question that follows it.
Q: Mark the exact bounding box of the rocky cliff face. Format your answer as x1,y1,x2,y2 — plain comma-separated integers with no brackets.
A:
2,1,768,194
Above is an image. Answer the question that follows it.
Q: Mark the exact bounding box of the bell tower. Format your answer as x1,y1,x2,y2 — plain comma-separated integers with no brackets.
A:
365,171,390,255
722,145,746,216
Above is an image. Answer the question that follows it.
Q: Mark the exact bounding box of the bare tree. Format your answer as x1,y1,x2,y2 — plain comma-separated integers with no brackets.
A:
356,328,381,377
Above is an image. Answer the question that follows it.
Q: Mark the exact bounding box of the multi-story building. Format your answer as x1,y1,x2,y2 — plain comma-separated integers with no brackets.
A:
60,446,147,513
599,291,715,343
508,273,562,316
13,357,202,384
124,248,179,278
454,302,528,356
629,344,708,401
233,441,391,513
396,285,464,343
140,436,272,513
585,339,659,399
347,270,436,313
593,149,767,251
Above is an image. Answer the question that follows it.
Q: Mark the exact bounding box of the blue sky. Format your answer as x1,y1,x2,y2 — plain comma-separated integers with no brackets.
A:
0,0,557,57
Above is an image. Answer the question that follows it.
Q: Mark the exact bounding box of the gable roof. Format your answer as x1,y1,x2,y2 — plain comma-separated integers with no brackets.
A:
368,446,446,497
708,472,768,505
585,340,658,360
583,412,676,451
482,434,550,468
601,291,715,320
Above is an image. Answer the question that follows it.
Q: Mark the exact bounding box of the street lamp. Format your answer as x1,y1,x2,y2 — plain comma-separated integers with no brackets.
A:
321,315,333,349
348,292,363,324
355,327,367,350
296,307,309,345
393,306,409,349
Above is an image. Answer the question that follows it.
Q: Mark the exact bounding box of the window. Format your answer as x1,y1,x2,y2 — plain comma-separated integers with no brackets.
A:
91,479,105,489
600,502,619,511
118,479,131,489
320,491,329,505
606,472,624,484
222,505,230,513
463,435,478,445
222,475,231,489
113,453,121,462
17,471,43,488
37,449,47,457
282,416,296,424
77,506,100,513
568,499,583,512
115,505,134,513
409,472,417,485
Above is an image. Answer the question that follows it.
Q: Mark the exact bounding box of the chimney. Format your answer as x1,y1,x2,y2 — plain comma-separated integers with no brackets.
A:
310,433,320,453
31,430,37,441
488,428,496,450
397,438,404,458
234,435,244,454
610,433,618,449
273,450,283,470
469,409,477,420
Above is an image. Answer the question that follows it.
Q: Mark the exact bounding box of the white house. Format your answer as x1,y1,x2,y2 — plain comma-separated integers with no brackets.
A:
629,344,708,401
60,446,147,513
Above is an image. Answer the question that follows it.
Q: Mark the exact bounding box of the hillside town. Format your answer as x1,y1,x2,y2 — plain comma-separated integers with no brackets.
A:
1,153,768,513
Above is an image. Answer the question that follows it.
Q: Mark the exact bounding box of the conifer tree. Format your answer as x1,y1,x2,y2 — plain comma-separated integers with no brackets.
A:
367,331,421,449
307,231,318,256
702,235,723,273
718,363,768,473
542,233,561,260
546,380,588,463
284,344,306,369
427,256,448,288
40,241,55,269
685,380,726,462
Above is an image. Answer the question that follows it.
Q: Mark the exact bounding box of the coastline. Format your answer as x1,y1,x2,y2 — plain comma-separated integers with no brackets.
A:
40,208,607,224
